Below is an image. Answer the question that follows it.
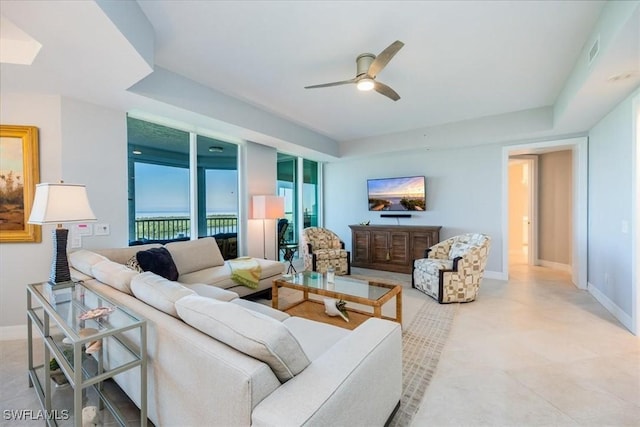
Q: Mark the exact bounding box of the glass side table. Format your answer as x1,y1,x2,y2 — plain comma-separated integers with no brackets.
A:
280,242,299,274
27,281,147,426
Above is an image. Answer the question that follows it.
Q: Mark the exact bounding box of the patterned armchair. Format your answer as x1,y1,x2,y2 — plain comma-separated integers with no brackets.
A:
301,227,351,275
412,233,491,303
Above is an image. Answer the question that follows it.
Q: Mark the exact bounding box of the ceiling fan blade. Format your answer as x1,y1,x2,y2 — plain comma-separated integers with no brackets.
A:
373,81,401,101
368,40,404,78
304,78,356,89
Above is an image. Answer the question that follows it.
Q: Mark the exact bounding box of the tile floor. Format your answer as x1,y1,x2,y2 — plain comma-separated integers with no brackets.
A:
412,263,640,426
1,262,638,426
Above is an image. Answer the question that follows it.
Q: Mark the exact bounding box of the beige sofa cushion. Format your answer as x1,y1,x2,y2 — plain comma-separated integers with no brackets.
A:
183,283,239,302
165,237,224,275
131,272,196,317
178,258,284,287
91,260,139,294
175,295,310,382
94,243,162,265
69,250,108,277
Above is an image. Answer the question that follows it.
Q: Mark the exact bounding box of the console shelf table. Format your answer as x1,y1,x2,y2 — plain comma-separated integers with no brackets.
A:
27,281,147,427
349,225,441,273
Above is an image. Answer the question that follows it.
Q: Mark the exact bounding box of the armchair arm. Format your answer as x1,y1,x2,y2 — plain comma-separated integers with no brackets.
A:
251,318,401,427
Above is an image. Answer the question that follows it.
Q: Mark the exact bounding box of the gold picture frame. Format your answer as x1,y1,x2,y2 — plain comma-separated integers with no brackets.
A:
0,125,41,243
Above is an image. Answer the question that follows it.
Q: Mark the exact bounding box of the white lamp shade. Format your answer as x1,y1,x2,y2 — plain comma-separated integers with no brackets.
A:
252,195,285,220
28,183,97,224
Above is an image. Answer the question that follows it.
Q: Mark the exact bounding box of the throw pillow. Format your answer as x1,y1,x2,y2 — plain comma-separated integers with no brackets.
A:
126,255,143,273
449,242,470,259
136,247,179,281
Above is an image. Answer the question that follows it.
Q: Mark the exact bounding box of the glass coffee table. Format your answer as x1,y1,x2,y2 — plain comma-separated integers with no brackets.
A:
272,271,402,329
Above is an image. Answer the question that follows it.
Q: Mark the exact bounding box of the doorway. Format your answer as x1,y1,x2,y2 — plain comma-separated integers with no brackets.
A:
502,137,588,288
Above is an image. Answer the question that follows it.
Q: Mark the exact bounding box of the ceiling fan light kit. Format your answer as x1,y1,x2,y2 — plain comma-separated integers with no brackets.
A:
357,78,374,91
305,40,404,101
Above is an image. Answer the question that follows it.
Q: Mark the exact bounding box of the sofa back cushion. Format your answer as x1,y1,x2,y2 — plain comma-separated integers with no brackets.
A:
69,250,109,277
131,272,196,317
94,243,162,265
91,260,139,294
165,237,225,275
175,295,310,383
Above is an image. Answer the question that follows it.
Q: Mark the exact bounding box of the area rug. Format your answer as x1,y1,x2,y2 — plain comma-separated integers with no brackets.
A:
390,297,458,427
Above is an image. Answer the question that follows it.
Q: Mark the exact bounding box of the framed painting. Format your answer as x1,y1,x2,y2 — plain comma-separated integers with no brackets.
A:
0,125,41,243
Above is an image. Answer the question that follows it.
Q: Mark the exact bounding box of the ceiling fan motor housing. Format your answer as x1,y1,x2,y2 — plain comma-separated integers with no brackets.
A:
356,53,375,77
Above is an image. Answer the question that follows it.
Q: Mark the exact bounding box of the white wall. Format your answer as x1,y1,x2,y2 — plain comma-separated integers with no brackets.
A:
1,94,63,334
324,144,504,274
0,94,128,331
244,141,279,260
60,97,129,249
588,88,638,326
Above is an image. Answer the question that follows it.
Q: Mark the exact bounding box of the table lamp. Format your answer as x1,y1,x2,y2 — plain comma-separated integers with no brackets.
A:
28,183,97,286
252,195,285,259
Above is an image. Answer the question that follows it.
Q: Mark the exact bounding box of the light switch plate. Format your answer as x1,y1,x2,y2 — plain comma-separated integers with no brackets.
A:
95,223,110,235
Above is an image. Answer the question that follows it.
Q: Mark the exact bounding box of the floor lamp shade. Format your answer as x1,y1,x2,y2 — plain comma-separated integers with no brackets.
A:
252,195,285,220
28,183,97,285
252,195,285,259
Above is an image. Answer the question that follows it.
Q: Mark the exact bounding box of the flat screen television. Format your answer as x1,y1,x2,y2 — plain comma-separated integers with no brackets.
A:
367,176,426,211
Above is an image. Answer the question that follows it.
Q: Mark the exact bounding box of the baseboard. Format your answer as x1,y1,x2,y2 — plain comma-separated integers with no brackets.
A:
587,282,634,334
484,270,507,280
537,260,572,273
0,324,27,341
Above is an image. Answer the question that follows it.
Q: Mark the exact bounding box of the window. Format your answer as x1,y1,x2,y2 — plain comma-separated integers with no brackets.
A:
127,117,238,244
277,154,321,256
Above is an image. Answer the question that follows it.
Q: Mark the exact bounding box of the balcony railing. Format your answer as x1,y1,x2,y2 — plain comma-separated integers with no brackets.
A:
133,216,237,241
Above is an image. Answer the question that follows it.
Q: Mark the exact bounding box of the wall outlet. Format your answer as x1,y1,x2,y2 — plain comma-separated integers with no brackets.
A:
71,235,82,248
95,223,110,236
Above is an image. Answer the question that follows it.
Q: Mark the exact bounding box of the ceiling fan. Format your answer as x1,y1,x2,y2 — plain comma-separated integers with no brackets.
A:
304,40,404,101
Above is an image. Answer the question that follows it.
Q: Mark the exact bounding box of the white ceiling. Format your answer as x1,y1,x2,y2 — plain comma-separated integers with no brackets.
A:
1,0,639,158
138,0,607,141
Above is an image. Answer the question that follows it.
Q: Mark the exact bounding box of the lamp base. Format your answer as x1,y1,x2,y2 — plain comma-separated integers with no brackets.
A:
49,228,72,286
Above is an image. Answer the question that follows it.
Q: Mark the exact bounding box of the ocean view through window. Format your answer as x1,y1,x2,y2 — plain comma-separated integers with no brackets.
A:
128,117,238,244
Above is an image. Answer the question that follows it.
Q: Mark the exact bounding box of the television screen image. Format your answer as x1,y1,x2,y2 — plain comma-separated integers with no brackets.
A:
367,176,426,211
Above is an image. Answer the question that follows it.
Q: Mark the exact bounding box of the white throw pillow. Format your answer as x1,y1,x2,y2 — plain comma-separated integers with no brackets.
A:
175,294,310,382
91,260,139,294
69,250,108,277
131,272,195,317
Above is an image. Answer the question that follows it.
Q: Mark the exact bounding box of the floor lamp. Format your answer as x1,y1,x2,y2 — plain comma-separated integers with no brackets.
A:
252,195,285,260
28,183,97,287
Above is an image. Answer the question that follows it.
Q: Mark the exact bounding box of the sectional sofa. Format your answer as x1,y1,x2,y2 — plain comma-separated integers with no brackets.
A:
68,238,403,426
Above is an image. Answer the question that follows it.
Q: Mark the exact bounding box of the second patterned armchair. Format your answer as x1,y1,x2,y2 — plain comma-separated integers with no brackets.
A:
301,227,351,275
412,233,491,303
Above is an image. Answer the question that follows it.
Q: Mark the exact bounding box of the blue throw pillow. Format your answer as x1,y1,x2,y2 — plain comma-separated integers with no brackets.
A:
136,247,179,281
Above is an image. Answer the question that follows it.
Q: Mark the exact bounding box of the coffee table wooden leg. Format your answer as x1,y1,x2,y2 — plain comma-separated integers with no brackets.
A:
272,283,279,309
373,305,382,318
